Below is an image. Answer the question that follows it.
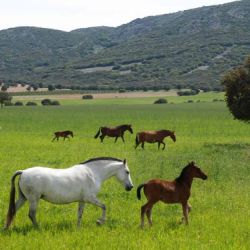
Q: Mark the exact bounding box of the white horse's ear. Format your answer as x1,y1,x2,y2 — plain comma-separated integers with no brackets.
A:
123,159,126,165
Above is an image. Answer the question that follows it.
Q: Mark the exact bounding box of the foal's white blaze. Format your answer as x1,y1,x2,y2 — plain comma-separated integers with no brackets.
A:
5,157,133,228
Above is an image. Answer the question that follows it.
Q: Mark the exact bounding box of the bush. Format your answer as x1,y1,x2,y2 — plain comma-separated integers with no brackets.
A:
118,89,126,93
177,89,200,96
26,102,37,106
4,101,13,106
41,99,52,105
154,98,168,104
48,85,55,91
41,99,60,105
82,95,93,100
14,101,23,106
187,100,194,103
0,91,12,107
50,100,60,105
222,56,250,122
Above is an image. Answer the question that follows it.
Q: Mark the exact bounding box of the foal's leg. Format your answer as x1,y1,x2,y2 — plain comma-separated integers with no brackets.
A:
181,202,189,225
77,201,85,227
114,136,118,143
135,141,140,149
146,208,153,226
157,142,160,150
141,142,145,149
162,141,166,150
141,201,155,228
28,200,39,227
100,134,105,142
121,134,125,143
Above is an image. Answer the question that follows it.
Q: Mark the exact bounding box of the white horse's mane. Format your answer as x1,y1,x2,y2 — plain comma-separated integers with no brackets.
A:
79,157,123,166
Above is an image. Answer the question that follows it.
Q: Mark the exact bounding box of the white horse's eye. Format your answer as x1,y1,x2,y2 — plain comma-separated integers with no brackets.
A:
126,170,130,174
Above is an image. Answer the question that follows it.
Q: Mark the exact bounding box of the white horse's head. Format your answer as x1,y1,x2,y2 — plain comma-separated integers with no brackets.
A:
115,159,134,191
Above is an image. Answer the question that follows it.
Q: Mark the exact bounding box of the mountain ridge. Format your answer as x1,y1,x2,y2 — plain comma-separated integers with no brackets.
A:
0,0,250,90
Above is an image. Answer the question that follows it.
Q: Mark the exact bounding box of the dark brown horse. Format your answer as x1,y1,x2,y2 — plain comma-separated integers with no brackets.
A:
135,130,176,150
137,161,207,228
94,124,133,143
52,130,74,141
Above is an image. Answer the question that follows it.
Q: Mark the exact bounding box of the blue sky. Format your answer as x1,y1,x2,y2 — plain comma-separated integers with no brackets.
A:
1,0,237,31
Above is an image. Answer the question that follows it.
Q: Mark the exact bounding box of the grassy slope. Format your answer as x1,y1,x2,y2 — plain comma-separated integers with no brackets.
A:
0,96,249,249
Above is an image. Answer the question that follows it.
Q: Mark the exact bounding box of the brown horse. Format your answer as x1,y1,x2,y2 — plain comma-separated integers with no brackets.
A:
135,130,176,150
94,124,133,143
52,130,74,141
137,161,207,228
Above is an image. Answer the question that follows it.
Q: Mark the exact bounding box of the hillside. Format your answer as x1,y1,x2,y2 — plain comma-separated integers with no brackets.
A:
0,0,250,90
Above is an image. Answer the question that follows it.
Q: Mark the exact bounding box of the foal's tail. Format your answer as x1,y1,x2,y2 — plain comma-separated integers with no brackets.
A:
5,170,23,229
94,127,101,139
137,184,145,200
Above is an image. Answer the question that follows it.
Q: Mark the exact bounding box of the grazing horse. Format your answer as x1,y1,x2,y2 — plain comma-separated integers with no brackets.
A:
135,130,176,150
94,124,133,143
52,130,73,141
4,157,133,229
137,161,207,228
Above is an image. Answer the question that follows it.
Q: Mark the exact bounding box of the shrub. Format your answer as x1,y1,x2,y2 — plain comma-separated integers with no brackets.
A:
0,91,12,107
41,99,60,105
118,89,126,93
26,102,37,106
222,56,250,122
177,89,200,96
154,98,168,104
41,99,52,105
50,100,60,105
187,100,194,103
4,101,13,106
14,101,23,106
48,85,55,91
82,95,93,100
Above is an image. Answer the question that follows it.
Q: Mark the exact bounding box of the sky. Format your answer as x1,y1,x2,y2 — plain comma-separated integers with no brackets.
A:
1,0,238,32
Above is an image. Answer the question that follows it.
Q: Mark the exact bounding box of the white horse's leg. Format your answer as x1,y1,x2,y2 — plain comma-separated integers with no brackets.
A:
15,194,26,212
89,198,106,225
77,201,85,227
28,200,39,227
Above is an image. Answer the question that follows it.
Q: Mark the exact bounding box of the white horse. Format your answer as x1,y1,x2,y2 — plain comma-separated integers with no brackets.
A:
5,157,134,229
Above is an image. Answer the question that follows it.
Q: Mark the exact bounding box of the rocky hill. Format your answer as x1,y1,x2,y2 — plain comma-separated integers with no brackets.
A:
0,0,250,90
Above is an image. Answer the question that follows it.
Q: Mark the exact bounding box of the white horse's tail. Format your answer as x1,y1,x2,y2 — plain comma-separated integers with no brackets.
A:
5,170,23,229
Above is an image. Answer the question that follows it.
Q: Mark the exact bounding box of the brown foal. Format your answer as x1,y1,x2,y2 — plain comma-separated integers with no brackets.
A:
52,130,73,141
137,161,207,228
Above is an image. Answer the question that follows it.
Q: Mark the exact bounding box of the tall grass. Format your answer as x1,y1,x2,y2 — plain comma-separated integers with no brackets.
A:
0,101,249,249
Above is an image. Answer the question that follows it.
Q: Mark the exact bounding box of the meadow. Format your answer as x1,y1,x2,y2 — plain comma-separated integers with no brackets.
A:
0,93,249,249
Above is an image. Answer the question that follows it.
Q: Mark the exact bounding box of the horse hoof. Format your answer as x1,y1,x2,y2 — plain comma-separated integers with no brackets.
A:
96,219,104,225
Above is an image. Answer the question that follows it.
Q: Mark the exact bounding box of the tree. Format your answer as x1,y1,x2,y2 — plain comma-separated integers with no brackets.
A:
222,56,250,122
1,85,8,92
0,92,12,108
48,85,55,91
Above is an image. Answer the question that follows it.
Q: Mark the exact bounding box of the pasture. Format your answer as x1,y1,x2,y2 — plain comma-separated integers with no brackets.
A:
0,94,249,249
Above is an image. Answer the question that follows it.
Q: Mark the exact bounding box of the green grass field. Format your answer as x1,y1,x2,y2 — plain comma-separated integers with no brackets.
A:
0,94,249,249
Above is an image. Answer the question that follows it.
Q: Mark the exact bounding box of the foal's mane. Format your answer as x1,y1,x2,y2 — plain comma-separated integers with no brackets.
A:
80,157,123,165
175,163,191,183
